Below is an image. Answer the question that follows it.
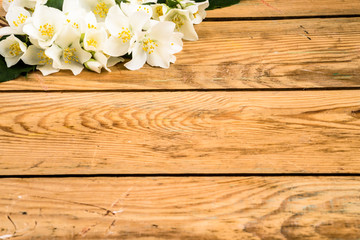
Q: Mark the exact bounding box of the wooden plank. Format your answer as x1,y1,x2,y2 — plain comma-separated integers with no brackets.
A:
207,0,360,18
0,1,4,16
1,17,360,91
0,177,360,239
1,90,360,175
1,0,360,18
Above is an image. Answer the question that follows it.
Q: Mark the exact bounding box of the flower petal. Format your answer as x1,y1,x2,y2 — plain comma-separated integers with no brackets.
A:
103,36,130,57
56,25,80,49
129,11,151,34
6,6,31,31
107,56,124,67
0,26,22,36
147,46,171,68
149,21,175,43
105,5,129,35
45,44,63,69
124,44,147,70
37,64,60,76
62,62,84,75
72,40,92,64
21,45,43,65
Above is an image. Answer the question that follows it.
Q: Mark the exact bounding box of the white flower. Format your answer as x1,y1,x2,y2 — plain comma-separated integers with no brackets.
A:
185,0,209,24
45,26,92,75
80,12,108,52
63,8,88,33
103,5,150,57
83,28,107,52
84,11,100,31
94,52,124,71
125,21,183,70
78,0,116,22
162,8,198,41
85,52,124,73
120,2,153,18
6,6,31,33
84,59,102,73
0,34,27,67
2,0,14,12
22,4,65,48
21,45,59,75
0,6,32,36
2,0,47,13
151,4,168,20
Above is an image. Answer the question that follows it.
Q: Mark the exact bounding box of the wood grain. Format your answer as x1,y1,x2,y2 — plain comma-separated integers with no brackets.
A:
1,177,360,239
1,90,360,175
207,0,360,18
1,18,360,90
0,2,4,16
1,0,359,18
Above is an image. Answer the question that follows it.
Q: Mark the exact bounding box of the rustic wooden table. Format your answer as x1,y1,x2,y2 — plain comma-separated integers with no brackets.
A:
1,0,360,239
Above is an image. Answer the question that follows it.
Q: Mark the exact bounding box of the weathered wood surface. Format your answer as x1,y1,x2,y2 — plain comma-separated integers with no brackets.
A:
1,177,360,239
207,0,360,18
1,1,359,239
1,0,359,18
1,90,360,175
1,18,360,90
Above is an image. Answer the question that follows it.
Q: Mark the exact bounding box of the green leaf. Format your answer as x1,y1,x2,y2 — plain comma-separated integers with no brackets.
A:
166,0,181,8
45,0,64,10
0,56,36,83
204,0,240,10
115,0,128,5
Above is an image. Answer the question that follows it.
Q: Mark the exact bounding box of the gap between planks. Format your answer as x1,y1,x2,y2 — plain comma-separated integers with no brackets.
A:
0,173,360,179
205,14,360,21
2,87,360,93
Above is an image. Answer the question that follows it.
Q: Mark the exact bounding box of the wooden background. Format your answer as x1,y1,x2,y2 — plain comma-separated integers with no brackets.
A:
1,0,360,239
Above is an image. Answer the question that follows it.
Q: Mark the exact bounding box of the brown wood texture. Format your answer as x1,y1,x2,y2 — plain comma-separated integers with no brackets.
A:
1,17,360,90
1,1,359,238
1,90,360,175
1,177,360,239
207,0,360,18
1,0,359,18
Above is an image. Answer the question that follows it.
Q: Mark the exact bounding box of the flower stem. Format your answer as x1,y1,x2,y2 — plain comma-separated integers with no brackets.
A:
0,15,8,25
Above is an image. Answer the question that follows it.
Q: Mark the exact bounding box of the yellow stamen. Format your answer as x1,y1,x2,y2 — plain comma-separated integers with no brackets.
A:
88,24,96,29
93,1,109,18
156,6,163,16
118,27,131,43
63,47,79,64
142,38,158,55
39,23,55,38
37,50,52,65
12,13,28,27
171,14,184,31
9,42,21,57
87,39,98,48
137,6,150,14
66,19,79,29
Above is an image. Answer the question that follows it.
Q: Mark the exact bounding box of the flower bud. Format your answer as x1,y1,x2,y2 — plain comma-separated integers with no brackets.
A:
84,59,102,73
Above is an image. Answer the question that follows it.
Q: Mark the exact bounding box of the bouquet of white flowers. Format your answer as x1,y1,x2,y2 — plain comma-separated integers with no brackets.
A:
0,0,239,82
